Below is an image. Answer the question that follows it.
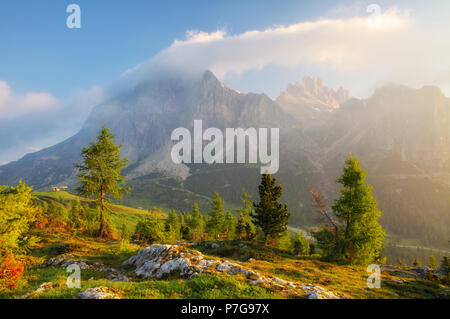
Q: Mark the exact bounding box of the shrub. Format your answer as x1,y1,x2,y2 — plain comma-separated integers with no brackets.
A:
0,255,24,292
134,217,165,244
0,181,40,254
291,232,310,255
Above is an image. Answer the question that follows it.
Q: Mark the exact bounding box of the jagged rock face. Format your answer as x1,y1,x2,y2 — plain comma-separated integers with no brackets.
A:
0,70,293,188
276,76,350,127
317,85,450,174
1,70,450,249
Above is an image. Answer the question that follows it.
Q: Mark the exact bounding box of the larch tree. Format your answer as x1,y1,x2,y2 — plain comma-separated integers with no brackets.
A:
311,155,386,264
75,125,129,238
206,192,225,239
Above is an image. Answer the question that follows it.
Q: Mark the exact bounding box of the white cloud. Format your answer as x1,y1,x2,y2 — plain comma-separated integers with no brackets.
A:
0,81,59,118
0,82,105,163
122,6,450,97
145,8,411,78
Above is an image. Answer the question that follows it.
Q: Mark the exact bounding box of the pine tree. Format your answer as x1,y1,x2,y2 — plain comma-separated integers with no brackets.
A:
75,125,129,238
206,193,225,239
313,155,385,264
165,210,181,242
235,213,247,239
238,191,255,239
188,202,204,241
252,174,290,246
223,211,236,239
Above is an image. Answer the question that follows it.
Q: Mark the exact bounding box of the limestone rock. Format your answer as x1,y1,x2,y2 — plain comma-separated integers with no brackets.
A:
78,287,119,299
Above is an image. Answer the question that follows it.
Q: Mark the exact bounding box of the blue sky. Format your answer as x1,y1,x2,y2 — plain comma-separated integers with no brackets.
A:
0,0,336,99
1,1,450,163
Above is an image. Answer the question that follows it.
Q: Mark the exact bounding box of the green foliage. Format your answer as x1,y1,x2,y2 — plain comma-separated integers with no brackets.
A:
252,174,290,245
188,202,204,241
181,224,193,241
235,213,247,239
134,217,165,244
120,223,130,240
277,230,292,251
75,125,129,238
69,199,84,229
313,155,386,264
0,181,40,255
223,211,236,240
439,256,449,277
429,255,438,269
291,232,310,255
165,210,181,243
206,193,225,239
413,258,421,267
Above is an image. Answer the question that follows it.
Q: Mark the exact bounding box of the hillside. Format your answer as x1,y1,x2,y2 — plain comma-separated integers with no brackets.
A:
2,222,448,299
0,192,448,299
0,71,449,256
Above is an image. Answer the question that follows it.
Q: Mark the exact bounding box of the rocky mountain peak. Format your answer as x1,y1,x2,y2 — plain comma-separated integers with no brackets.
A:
277,76,350,109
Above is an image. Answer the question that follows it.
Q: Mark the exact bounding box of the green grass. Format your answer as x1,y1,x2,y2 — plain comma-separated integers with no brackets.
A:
34,191,166,232
2,193,448,300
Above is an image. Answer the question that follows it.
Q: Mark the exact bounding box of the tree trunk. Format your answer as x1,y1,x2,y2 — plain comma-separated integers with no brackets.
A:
98,183,107,238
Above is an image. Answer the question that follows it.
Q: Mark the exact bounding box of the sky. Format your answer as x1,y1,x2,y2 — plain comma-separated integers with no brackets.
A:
1,0,450,164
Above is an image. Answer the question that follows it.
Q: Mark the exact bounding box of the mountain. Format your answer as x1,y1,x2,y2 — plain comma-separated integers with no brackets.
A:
0,70,295,187
1,71,449,250
276,76,350,128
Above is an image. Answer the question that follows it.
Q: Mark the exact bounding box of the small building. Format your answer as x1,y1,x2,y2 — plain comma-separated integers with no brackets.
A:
50,186,68,192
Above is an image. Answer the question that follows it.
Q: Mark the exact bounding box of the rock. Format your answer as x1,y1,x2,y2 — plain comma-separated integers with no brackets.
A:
300,284,341,299
125,244,346,298
108,273,130,282
211,243,220,249
78,287,119,299
392,278,405,284
21,282,54,298
272,277,287,285
35,282,53,293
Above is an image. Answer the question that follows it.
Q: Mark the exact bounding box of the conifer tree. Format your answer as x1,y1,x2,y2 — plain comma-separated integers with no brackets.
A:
223,211,236,239
206,193,225,239
165,210,181,241
188,202,204,241
252,174,290,246
235,213,247,239
312,155,385,264
75,125,129,238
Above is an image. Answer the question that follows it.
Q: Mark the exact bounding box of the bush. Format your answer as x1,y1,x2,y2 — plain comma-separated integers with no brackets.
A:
0,181,40,254
291,232,310,255
134,217,165,244
0,255,24,292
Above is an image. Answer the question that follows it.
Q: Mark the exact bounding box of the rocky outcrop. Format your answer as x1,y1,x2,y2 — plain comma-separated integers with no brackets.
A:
124,244,346,299
41,254,130,282
78,287,120,299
